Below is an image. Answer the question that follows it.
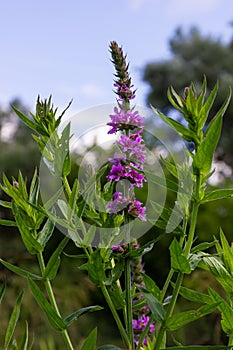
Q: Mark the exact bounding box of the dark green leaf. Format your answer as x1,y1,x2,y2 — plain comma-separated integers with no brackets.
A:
219,229,233,275
81,328,97,350
0,199,12,208
98,346,122,350
12,105,40,134
12,203,43,254
201,189,233,203
0,280,6,303
208,287,233,335
0,258,42,280
4,291,24,349
37,217,55,248
65,306,103,326
175,284,212,304
43,237,69,279
166,302,221,330
142,273,160,299
198,81,218,130
152,107,194,142
169,238,191,274
29,169,40,205
162,346,231,350
191,241,218,253
87,250,106,285
138,287,165,322
28,278,67,331
0,219,17,226
19,322,29,350
193,114,222,175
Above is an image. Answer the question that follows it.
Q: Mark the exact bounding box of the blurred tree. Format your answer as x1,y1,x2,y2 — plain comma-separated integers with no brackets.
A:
143,26,233,164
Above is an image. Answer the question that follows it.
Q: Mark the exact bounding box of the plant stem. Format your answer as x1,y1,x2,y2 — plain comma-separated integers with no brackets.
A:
125,254,134,349
37,252,74,350
100,281,131,349
154,174,201,350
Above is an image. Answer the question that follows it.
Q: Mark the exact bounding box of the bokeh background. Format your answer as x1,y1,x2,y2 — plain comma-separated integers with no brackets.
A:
1,0,233,348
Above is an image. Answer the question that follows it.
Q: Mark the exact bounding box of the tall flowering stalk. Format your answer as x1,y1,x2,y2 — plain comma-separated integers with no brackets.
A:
107,41,149,349
107,41,146,223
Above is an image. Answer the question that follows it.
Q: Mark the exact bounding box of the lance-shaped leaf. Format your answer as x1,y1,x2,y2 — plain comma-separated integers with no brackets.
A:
4,291,24,349
28,278,67,331
82,250,106,285
0,219,17,226
201,189,233,203
151,106,195,142
81,328,97,350
42,237,69,280
12,203,43,254
37,217,55,248
64,305,103,326
138,286,166,322
166,302,221,330
142,273,161,299
0,280,6,303
169,238,191,274
193,114,222,175
174,284,212,304
193,89,231,175
198,81,218,130
162,346,232,350
19,322,29,350
208,288,233,335
0,258,42,280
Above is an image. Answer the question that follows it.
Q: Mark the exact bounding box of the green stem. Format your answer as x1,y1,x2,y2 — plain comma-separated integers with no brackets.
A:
100,282,131,349
154,174,201,350
37,252,74,350
125,255,134,349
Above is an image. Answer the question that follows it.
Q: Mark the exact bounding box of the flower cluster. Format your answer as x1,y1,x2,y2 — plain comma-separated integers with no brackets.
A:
110,41,136,104
107,42,147,222
132,315,155,345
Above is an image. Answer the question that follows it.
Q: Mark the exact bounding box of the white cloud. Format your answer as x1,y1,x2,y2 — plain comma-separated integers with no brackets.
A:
81,83,105,98
166,0,219,16
129,0,147,12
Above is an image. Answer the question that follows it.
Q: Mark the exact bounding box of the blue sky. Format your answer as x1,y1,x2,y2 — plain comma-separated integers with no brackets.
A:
1,0,233,114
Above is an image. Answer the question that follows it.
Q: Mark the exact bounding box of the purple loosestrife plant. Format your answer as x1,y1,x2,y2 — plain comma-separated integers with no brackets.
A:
107,41,146,222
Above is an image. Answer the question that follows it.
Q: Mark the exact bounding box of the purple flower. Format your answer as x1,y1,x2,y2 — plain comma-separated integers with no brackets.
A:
107,107,144,134
116,132,146,165
128,199,146,221
107,192,129,214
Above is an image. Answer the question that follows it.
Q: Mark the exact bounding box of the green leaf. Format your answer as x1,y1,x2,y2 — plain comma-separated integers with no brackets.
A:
219,229,233,275
28,278,67,331
81,328,97,350
42,237,69,279
64,306,103,326
12,203,43,254
208,287,233,335
87,250,106,285
142,273,161,299
191,241,218,253
162,346,231,350
169,238,191,274
152,106,194,142
138,287,166,322
193,114,222,175
0,219,17,226
37,217,55,248
12,105,40,134
201,189,233,203
198,81,218,130
29,169,40,205
0,280,6,303
166,302,221,330
199,255,233,294
0,258,42,280
19,322,29,350
4,291,24,349
0,199,12,208
98,346,122,350
175,284,212,304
